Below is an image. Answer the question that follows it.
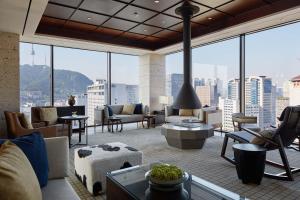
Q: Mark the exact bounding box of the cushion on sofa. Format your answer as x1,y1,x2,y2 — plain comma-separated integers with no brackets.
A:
134,103,143,114
16,112,33,129
251,129,276,145
42,179,80,200
0,141,42,200
193,109,204,121
104,105,113,117
121,104,136,115
40,107,58,125
179,109,193,116
116,114,144,123
0,132,49,188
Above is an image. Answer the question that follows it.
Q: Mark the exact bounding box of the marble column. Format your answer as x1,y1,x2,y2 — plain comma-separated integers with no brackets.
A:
139,54,166,112
0,32,19,137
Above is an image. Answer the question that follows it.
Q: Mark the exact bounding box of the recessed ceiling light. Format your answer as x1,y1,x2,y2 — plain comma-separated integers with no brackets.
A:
208,17,213,20
154,0,160,3
133,11,139,17
87,17,92,20
144,29,147,32
162,20,166,24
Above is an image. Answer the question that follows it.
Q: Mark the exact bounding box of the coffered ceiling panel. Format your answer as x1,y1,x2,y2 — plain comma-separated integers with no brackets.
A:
116,5,157,23
103,18,138,31
145,14,182,28
80,0,126,15
49,0,82,7
71,10,109,25
132,0,182,12
44,4,74,19
193,0,232,8
131,24,162,35
37,0,300,50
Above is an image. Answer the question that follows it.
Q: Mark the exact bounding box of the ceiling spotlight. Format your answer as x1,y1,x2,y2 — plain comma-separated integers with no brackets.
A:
144,29,147,32
133,11,139,17
208,17,213,20
154,0,160,3
87,17,92,20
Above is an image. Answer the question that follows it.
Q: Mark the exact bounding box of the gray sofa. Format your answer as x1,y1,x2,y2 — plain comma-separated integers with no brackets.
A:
165,105,223,129
94,104,148,132
42,136,79,200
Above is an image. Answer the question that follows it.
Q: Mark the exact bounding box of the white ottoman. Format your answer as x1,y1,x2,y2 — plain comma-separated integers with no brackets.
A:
74,142,143,195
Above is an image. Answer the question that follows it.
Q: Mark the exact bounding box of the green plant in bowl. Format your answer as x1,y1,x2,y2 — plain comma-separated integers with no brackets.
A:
147,164,185,185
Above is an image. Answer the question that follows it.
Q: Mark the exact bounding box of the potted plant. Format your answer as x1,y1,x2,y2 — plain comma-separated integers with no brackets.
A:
145,164,189,200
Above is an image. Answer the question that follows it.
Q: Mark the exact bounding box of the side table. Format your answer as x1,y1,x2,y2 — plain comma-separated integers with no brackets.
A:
233,144,267,184
142,115,156,129
108,117,123,133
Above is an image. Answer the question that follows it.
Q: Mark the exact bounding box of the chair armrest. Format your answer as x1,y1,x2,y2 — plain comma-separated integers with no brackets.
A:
241,128,278,146
44,136,69,179
165,105,173,117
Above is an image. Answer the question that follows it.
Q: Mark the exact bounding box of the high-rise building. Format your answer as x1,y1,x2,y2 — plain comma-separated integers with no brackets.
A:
289,75,300,106
276,97,290,122
193,78,205,88
87,80,139,125
196,83,218,107
166,73,183,99
227,79,239,100
87,79,107,125
219,97,239,130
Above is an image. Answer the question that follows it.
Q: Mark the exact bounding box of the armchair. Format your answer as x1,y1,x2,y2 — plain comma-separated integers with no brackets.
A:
221,106,300,181
4,111,68,138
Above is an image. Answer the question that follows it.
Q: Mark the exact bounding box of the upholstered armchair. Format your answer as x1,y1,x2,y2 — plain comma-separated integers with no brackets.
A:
4,111,68,139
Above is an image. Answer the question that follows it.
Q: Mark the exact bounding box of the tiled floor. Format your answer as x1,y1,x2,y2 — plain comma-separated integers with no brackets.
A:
68,125,300,200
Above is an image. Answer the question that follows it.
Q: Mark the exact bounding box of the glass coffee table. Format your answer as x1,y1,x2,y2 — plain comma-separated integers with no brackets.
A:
106,164,248,200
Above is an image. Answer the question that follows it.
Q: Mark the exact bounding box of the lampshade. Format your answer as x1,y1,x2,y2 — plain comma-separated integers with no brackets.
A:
159,96,173,105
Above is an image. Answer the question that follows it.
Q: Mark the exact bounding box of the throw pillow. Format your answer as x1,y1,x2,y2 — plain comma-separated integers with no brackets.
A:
15,112,33,129
134,103,143,114
40,107,58,125
107,105,113,116
121,104,136,115
0,141,42,200
0,132,49,187
179,109,193,116
251,129,276,145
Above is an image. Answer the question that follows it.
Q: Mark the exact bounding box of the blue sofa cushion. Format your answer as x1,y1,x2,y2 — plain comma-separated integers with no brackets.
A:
134,103,143,114
0,132,49,188
106,105,113,116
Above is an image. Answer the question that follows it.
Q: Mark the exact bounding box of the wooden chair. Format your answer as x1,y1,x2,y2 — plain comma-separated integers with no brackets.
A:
221,106,300,181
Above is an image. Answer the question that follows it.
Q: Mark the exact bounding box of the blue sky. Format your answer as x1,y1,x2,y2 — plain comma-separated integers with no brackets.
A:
20,22,300,87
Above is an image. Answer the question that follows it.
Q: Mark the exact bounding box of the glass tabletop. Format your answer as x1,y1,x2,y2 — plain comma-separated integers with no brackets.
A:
107,164,248,200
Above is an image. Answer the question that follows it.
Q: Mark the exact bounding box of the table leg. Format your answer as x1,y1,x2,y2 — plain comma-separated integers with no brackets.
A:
112,122,114,133
147,118,150,129
119,121,123,132
142,118,145,128
67,121,72,148
79,120,82,142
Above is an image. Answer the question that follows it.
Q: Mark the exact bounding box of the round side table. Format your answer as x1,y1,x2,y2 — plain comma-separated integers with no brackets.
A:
233,143,267,184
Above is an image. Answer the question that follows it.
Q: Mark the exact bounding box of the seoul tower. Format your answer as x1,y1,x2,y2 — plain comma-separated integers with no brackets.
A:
30,44,35,66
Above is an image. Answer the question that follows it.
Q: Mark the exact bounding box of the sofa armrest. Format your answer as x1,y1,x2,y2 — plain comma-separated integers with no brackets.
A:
165,105,173,117
94,106,105,124
44,136,69,179
204,110,223,128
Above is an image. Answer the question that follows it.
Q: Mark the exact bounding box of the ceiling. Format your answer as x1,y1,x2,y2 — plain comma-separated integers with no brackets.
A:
32,0,300,50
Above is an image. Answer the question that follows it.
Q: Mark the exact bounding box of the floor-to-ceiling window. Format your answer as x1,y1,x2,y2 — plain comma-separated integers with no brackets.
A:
165,51,183,102
192,38,239,131
53,47,107,125
246,22,300,128
111,53,139,105
20,43,51,116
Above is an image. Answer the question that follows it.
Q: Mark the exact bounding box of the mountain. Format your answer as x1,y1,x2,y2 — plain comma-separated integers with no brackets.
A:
20,64,93,97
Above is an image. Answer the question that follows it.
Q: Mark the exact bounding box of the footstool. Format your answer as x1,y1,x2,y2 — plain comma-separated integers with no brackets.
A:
74,142,143,195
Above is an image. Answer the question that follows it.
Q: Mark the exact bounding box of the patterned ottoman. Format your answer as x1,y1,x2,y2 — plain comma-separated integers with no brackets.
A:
74,142,143,195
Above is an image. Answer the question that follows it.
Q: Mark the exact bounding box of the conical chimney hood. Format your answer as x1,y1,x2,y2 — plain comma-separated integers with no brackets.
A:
173,1,202,109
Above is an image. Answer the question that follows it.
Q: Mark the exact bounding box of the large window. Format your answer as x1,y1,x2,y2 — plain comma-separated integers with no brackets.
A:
165,52,183,100
111,53,139,105
20,43,51,116
53,47,107,125
192,38,239,131
246,22,300,128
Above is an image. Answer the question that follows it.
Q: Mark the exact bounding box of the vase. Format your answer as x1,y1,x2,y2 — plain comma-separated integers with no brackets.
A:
145,182,189,200
68,98,75,106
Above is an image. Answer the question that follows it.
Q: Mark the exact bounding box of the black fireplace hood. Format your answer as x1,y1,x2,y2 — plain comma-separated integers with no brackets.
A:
173,1,202,109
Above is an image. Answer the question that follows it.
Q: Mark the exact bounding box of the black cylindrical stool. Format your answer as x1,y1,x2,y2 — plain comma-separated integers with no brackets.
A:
233,144,267,184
